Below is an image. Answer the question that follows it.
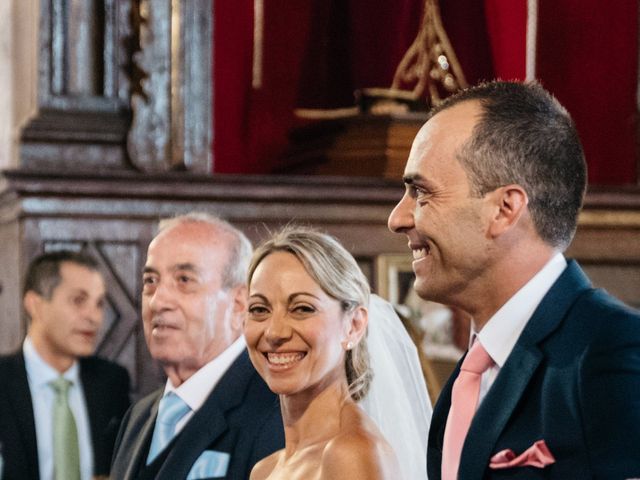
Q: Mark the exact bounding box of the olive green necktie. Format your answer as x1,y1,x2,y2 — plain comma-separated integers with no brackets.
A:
50,376,81,480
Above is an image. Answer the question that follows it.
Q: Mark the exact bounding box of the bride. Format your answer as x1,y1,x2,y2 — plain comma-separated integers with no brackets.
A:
244,227,431,479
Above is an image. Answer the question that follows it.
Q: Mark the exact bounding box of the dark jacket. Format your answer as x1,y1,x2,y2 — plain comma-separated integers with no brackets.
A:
111,349,284,480
427,260,640,479
0,352,130,480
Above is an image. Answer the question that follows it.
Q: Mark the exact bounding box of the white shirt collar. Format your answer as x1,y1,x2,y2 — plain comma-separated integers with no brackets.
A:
475,253,567,367
164,335,246,412
23,336,80,388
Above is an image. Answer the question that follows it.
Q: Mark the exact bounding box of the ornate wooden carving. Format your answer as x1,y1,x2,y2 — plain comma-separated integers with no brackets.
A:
390,0,467,104
21,0,132,171
128,0,212,173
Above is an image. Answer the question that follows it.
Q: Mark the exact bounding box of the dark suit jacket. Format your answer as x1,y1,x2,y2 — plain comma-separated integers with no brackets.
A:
427,260,640,479
0,351,131,480
111,349,284,480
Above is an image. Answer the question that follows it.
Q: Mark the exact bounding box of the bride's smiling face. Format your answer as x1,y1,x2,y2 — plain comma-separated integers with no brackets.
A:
245,251,349,397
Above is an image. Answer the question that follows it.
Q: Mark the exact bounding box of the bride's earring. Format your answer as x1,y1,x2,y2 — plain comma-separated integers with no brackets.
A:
345,341,354,350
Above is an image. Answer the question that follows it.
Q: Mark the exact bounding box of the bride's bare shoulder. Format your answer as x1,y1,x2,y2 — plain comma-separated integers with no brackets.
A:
250,450,282,480
320,407,400,480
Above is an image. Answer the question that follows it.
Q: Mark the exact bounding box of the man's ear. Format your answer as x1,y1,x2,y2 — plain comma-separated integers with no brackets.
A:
23,290,42,322
343,306,368,349
488,184,528,238
230,284,248,331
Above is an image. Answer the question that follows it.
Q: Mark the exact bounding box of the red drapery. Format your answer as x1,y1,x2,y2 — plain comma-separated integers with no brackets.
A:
537,0,638,185
213,0,638,185
213,0,422,174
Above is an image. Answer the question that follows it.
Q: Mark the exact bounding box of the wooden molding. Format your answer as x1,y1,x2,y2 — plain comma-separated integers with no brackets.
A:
127,0,212,173
20,0,132,171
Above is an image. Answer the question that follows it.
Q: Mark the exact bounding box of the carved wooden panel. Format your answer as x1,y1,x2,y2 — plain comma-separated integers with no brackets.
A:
0,218,22,353
20,0,132,171
127,0,212,173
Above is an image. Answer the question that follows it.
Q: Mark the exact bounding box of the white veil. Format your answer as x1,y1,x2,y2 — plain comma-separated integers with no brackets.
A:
360,294,432,480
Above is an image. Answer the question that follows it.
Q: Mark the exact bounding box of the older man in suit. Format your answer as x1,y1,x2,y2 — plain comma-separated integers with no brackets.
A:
111,213,284,479
0,250,130,480
389,81,640,479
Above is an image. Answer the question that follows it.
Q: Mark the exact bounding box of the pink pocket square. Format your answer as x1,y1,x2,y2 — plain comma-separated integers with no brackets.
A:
489,440,556,469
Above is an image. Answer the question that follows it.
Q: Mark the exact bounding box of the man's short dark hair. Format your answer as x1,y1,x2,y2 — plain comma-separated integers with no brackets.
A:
431,80,587,250
23,250,101,299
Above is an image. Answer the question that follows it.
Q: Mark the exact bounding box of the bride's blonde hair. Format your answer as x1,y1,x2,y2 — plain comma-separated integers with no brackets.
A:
248,226,372,401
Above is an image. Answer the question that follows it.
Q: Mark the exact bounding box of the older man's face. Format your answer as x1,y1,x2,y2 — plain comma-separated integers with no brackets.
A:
141,223,239,372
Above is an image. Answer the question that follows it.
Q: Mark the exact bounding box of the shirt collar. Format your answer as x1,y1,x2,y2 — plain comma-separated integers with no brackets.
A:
164,335,246,412
475,253,567,367
23,336,80,388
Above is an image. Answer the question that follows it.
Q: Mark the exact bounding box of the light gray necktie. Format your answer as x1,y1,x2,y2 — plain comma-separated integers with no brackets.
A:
49,376,81,480
146,392,191,464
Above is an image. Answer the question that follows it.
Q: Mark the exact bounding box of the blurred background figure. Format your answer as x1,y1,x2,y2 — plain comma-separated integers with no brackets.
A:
0,250,130,480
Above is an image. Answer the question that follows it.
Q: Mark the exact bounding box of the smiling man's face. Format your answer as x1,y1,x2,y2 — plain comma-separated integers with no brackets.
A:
388,100,495,305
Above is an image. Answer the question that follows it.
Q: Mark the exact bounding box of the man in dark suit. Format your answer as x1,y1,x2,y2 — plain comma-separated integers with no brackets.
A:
111,213,284,479
389,81,640,479
0,250,130,480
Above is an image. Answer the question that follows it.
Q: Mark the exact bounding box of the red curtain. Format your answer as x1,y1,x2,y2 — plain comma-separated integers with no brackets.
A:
213,0,423,174
213,0,638,185
439,0,525,83
213,0,256,173
537,0,638,185
484,0,526,80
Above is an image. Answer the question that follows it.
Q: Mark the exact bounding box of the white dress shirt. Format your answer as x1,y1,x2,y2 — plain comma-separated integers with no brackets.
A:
23,337,94,480
163,335,246,433
473,253,567,405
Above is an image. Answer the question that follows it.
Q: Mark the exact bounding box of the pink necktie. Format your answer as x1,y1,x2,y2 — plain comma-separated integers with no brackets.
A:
441,340,494,480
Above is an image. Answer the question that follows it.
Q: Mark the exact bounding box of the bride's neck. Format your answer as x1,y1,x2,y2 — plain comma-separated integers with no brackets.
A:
280,378,352,453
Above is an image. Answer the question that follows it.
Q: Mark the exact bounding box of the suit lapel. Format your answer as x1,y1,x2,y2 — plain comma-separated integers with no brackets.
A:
157,350,255,479
458,261,592,478
460,343,543,478
124,393,162,480
80,359,103,468
6,353,40,478
427,360,459,480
